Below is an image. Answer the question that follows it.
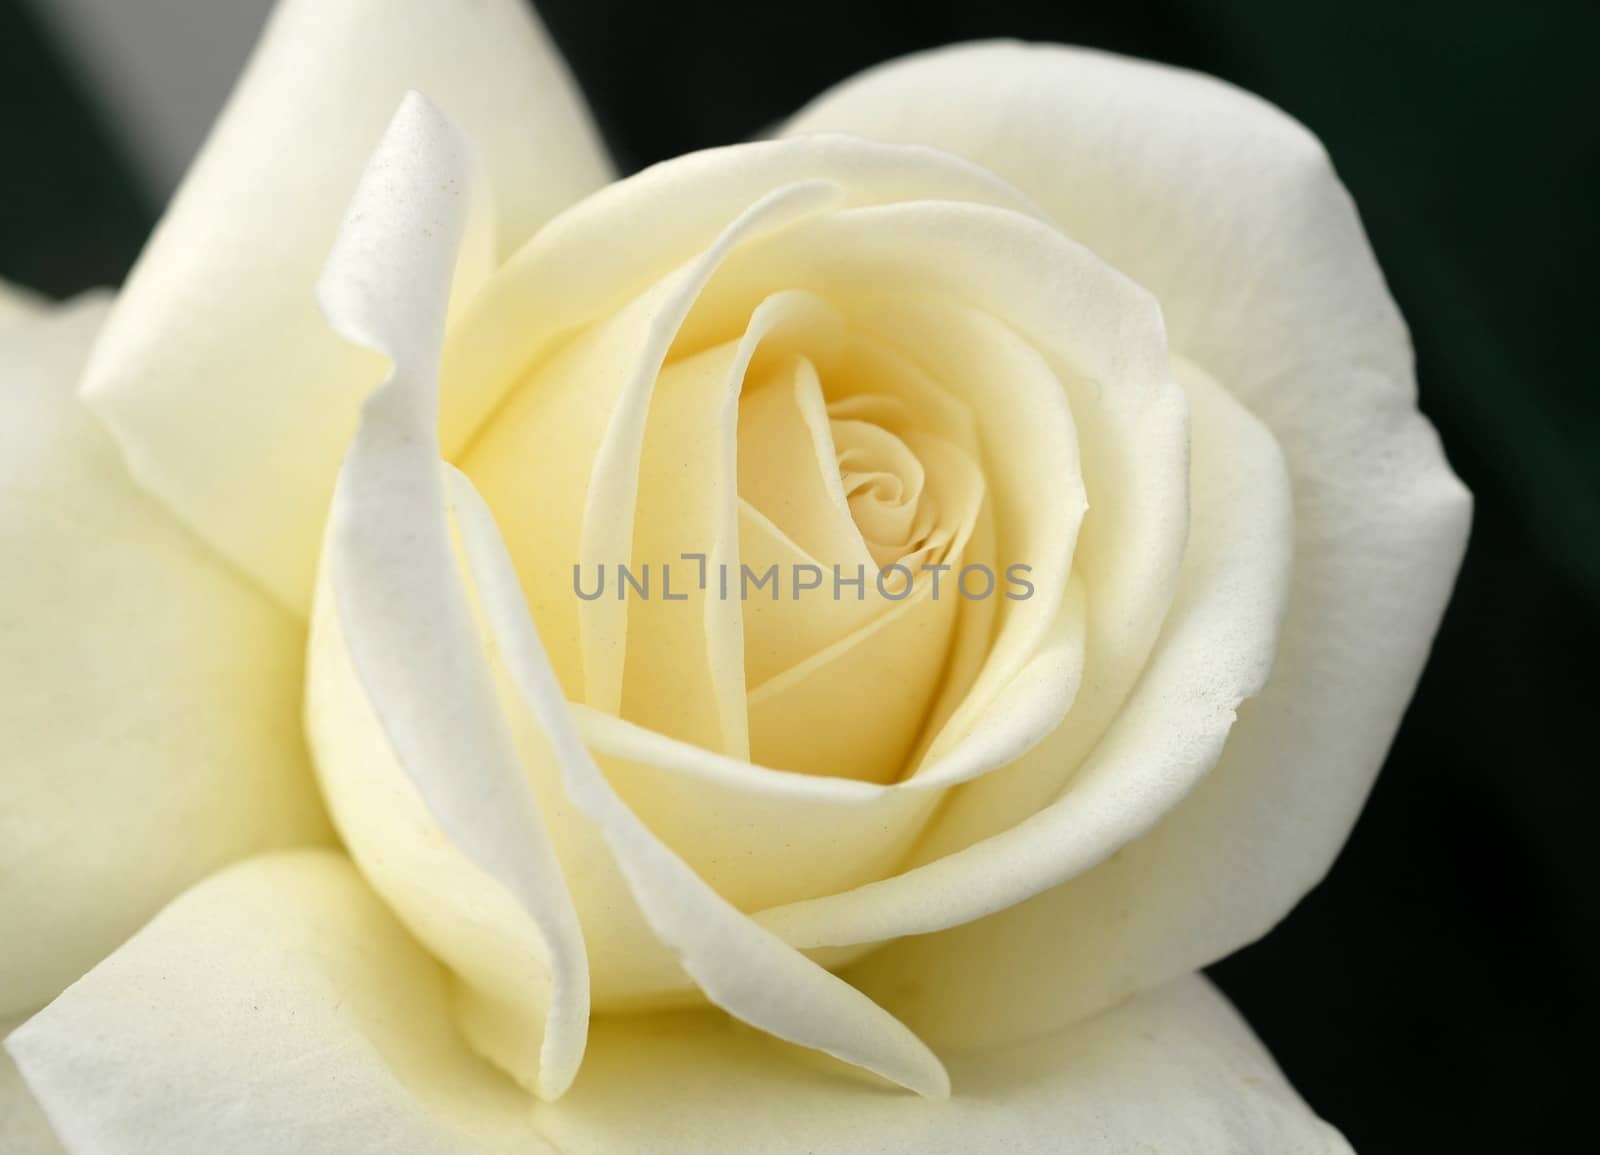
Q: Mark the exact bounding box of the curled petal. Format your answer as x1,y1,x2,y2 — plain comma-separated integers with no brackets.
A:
81,0,611,614
7,855,1344,1154
449,469,950,1098
781,42,1471,1028
759,359,1293,966
541,976,1351,1155
309,94,588,1098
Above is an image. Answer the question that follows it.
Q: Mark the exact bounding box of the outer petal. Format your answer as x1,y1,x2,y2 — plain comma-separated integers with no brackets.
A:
784,42,1470,1023
786,42,1412,386
542,976,1350,1155
309,94,588,1099
0,296,327,1017
7,851,549,1155
1,1018,63,1155
7,854,1344,1154
80,0,612,614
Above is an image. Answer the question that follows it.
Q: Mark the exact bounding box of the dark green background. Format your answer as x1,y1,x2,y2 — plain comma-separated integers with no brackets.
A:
2,1,1592,1150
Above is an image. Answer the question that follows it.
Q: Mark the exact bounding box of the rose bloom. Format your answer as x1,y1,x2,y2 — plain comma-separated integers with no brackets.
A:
0,2,1470,1152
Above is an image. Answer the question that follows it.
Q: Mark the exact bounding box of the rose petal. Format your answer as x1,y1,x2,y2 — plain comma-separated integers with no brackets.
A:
451,138,1072,776
0,295,327,1016
1,1018,64,1155
442,133,1044,460
312,96,943,1095
736,500,860,682
735,344,876,574
849,355,1463,1049
540,976,1350,1155
620,287,876,758
779,41,1472,1022
447,468,949,1097
572,708,940,933
80,0,611,614
7,850,558,1155
459,150,1180,996
689,200,1185,790
459,181,842,715
757,358,1293,962
786,42,1417,399
6,854,1344,1154
619,339,751,757
734,321,992,737
473,294,954,998
308,94,588,1098
830,297,1085,778
744,431,984,783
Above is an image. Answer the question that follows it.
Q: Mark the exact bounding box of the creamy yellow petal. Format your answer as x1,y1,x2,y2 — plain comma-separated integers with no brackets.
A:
745,432,984,783
745,579,955,783
620,340,749,756
7,861,1346,1154
574,708,941,921
845,354,1461,1049
733,321,986,704
449,468,949,1096
440,133,1044,462
758,359,1291,959
81,0,611,614
838,297,1086,780
735,351,875,573
540,976,1350,1154
460,182,841,716
619,288,864,757
0,296,326,1017
1,1017,64,1155
692,201,1184,791
308,593,588,1097
307,95,587,1098
737,495,869,685
785,41,1471,980
7,851,553,1155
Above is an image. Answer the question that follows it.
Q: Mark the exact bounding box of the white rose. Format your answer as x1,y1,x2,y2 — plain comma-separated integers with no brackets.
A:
1,3,1469,1153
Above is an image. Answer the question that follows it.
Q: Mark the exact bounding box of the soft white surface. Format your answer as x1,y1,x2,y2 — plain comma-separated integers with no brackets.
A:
75,0,612,614
309,93,590,1100
783,42,1472,1046
8,850,1351,1154
1,1017,64,1154
0,294,327,1017
308,95,947,1096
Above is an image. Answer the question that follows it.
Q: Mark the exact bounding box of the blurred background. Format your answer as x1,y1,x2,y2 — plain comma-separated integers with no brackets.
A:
2,0,1592,1150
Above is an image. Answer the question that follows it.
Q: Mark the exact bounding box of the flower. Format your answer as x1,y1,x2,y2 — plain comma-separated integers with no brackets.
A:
1,2,1469,1152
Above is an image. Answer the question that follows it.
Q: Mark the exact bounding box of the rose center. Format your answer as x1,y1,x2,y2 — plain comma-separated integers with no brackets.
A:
729,334,987,783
